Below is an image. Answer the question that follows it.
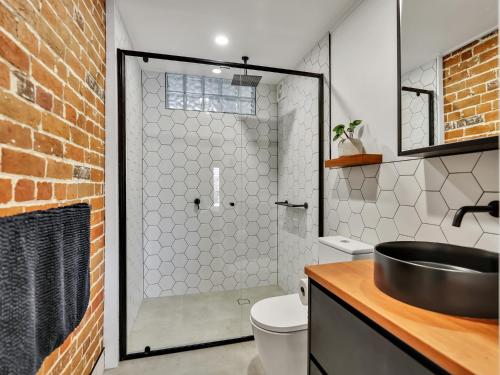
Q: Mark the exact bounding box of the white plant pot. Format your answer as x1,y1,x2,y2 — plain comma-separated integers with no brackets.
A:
338,138,364,156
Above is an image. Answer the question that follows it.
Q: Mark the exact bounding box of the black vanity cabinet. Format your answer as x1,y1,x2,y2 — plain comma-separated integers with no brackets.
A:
308,281,441,375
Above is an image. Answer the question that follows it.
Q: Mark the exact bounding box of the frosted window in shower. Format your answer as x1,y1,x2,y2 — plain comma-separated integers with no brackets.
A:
167,74,184,91
167,92,184,109
205,78,221,95
204,95,221,112
239,86,254,98
186,94,203,111
222,80,238,96
185,75,202,94
165,73,256,115
222,97,238,113
239,99,255,115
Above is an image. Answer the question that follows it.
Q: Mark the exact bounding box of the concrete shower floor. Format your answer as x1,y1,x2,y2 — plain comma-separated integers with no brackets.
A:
106,341,265,375
127,285,285,353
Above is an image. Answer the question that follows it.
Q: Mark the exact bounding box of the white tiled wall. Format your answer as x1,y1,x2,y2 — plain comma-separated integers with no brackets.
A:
277,34,330,293
401,59,439,150
325,150,499,251
141,71,279,297
115,9,144,334
275,23,499,302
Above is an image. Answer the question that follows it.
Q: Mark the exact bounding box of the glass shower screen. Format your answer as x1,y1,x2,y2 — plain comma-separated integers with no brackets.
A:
123,55,284,354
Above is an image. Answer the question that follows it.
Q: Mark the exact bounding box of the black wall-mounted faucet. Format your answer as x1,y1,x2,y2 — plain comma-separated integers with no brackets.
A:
452,200,498,227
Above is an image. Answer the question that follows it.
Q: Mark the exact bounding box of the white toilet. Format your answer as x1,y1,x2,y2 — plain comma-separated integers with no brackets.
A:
250,236,373,375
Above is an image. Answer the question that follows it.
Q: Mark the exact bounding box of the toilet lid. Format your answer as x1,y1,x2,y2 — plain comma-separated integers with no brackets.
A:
250,294,308,333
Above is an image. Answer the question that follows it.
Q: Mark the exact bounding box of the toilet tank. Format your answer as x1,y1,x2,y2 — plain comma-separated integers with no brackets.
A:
318,236,373,264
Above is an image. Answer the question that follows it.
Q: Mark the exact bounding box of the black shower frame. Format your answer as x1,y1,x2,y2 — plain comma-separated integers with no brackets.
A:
401,86,435,148
117,48,326,361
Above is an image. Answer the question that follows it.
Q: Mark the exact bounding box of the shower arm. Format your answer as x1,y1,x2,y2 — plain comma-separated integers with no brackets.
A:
242,56,249,75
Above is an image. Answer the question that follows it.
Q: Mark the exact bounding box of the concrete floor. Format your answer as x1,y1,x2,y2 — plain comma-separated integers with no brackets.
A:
127,285,284,353
107,341,265,375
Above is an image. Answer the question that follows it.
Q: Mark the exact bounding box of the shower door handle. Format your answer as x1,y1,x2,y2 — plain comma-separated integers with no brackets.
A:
194,198,200,209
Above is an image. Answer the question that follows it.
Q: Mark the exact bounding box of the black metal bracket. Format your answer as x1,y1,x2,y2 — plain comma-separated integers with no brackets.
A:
275,200,308,209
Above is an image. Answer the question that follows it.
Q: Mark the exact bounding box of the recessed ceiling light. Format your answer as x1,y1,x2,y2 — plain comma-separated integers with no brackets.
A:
215,35,229,46
212,68,222,74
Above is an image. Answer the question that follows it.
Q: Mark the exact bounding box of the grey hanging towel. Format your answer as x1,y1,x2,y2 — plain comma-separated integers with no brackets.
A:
0,203,91,375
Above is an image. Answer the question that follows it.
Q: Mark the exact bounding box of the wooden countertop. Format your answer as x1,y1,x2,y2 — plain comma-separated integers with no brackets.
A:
305,260,499,375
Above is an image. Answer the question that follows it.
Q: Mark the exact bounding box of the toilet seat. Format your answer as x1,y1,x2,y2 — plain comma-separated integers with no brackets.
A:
250,293,307,333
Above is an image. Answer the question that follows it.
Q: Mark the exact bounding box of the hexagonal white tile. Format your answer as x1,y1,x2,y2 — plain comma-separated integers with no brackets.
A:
348,168,364,189
394,206,421,237
394,159,420,176
415,224,446,242
337,201,351,222
441,153,480,173
361,203,380,228
415,158,448,191
361,164,379,178
361,228,379,245
472,150,499,191
474,192,499,234
394,175,421,205
475,233,499,252
414,191,448,225
171,111,187,124
376,218,398,242
377,164,398,190
348,213,364,237
348,190,364,213
441,210,483,247
360,178,379,202
441,173,482,209
376,191,399,218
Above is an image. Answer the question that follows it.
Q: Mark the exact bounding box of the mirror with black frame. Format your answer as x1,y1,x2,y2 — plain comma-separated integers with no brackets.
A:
398,0,499,156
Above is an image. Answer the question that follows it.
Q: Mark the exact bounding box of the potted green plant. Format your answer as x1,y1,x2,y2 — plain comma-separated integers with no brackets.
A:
332,120,365,156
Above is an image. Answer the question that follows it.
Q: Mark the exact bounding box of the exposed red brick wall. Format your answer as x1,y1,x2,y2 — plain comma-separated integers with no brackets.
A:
443,30,499,143
0,0,105,374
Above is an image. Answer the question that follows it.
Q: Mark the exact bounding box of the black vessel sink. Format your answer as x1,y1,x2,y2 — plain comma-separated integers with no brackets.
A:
374,242,499,319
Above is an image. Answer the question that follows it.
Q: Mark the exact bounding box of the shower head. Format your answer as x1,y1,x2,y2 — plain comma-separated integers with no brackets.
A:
231,56,262,87
231,74,262,87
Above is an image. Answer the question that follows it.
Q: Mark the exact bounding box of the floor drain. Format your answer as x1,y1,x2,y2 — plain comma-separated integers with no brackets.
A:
237,298,251,305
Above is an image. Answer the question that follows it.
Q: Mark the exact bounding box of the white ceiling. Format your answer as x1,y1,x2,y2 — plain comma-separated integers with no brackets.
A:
401,0,497,74
117,0,359,77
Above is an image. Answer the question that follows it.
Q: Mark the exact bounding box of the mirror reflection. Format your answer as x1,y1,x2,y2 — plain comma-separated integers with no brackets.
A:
399,0,498,152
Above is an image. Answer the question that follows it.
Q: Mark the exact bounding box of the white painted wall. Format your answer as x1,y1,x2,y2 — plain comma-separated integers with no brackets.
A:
123,34,143,335
104,0,119,368
104,0,141,368
330,0,400,161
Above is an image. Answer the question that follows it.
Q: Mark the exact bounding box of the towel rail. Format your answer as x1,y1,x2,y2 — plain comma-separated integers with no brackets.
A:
275,200,308,209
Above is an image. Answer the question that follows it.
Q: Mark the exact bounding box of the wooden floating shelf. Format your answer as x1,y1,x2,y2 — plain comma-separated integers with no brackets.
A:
325,154,383,169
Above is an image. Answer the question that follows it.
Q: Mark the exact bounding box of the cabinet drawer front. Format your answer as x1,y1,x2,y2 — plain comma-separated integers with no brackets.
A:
309,283,436,375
